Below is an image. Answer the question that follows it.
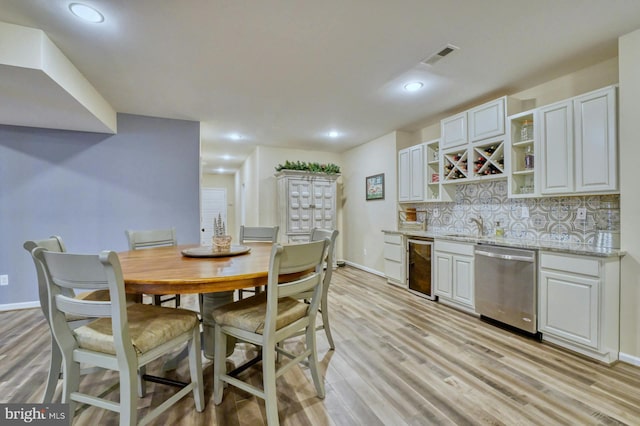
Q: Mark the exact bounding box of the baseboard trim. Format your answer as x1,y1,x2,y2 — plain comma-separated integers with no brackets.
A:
343,261,385,277
619,352,640,367
0,301,39,312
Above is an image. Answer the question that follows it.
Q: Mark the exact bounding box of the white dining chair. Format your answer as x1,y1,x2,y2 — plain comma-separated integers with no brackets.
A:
237,225,279,300
213,239,327,426
125,228,180,307
32,247,204,426
23,236,110,403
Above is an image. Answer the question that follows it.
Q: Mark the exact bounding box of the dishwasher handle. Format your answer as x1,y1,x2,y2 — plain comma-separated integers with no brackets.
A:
475,249,534,262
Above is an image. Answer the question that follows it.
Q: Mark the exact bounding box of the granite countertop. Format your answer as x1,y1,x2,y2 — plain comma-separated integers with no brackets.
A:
382,229,625,258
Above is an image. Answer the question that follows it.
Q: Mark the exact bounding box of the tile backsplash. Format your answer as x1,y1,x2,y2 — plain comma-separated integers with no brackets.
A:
407,180,619,244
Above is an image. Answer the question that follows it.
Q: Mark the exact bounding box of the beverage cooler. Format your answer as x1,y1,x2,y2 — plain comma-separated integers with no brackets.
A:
406,238,435,300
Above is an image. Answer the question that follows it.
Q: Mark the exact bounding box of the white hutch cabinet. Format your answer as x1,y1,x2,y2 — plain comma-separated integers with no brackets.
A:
276,170,339,243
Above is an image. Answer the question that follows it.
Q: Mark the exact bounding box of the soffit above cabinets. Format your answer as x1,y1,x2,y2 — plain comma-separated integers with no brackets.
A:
0,21,116,134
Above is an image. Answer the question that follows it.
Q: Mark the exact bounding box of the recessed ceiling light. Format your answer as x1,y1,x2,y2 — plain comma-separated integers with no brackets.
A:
328,130,340,138
217,167,225,173
221,154,231,160
69,3,104,23
229,133,242,141
403,82,424,92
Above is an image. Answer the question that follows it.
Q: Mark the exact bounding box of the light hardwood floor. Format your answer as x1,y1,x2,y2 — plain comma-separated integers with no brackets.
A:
2,265,640,425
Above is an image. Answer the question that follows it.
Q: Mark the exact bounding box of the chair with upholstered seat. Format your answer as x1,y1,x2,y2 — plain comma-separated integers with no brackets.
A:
125,228,180,307
23,236,111,403
213,239,327,426
32,247,204,426
237,225,279,300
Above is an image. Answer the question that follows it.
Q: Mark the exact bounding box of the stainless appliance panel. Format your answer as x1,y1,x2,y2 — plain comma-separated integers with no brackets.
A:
407,238,435,300
474,245,537,333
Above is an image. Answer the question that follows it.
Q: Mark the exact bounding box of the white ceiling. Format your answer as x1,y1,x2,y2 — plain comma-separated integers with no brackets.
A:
2,1,640,173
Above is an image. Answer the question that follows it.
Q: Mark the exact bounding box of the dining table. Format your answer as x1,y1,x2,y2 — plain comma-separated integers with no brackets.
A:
118,241,275,360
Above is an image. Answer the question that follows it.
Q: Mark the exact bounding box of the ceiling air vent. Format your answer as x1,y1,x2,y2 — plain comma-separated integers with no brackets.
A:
422,44,459,66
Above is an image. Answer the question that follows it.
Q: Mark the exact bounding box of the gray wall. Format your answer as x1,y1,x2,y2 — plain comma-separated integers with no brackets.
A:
0,113,200,306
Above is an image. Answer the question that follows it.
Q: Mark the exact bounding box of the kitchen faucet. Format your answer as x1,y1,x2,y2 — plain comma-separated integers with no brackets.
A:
469,216,484,236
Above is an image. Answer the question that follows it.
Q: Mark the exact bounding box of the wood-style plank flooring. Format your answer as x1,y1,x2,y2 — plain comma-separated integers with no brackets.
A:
2,265,640,425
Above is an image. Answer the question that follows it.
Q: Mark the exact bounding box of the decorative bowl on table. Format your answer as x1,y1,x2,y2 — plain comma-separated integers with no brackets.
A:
212,235,232,252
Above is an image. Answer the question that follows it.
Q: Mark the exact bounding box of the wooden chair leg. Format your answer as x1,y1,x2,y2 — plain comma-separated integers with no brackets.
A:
213,325,226,405
320,302,335,350
306,325,325,398
262,346,280,425
137,365,146,397
43,339,62,403
120,364,138,426
61,358,80,423
188,327,205,411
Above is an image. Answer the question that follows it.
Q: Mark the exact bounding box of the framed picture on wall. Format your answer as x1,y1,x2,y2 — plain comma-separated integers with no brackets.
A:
365,173,385,200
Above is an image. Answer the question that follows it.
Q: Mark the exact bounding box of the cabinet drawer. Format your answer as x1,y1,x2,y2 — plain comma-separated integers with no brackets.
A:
288,234,310,243
384,243,403,262
434,240,474,256
384,259,403,283
540,252,599,277
384,233,402,245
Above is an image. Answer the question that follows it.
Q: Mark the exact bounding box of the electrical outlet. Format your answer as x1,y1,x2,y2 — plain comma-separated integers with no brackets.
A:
363,248,367,256
521,206,530,218
576,207,587,220
0,275,8,286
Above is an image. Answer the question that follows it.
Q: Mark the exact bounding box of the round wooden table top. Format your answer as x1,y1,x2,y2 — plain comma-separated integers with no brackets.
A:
118,242,274,295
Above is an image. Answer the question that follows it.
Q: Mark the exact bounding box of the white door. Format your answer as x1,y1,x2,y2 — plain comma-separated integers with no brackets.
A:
441,112,468,149
468,97,505,142
574,87,617,193
409,145,425,201
288,178,313,233
201,188,227,245
453,255,474,309
540,100,574,194
398,148,411,202
434,252,453,298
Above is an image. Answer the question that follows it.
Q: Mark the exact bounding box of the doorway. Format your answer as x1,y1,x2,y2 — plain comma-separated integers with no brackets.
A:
201,188,227,245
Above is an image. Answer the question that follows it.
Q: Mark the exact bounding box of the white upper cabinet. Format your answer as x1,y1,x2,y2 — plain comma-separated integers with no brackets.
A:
398,144,425,202
540,86,617,195
540,100,574,194
398,148,411,202
440,112,467,149
410,145,425,200
574,87,617,193
468,97,505,142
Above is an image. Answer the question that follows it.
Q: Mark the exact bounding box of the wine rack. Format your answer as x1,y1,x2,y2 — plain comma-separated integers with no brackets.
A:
471,140,505,179
442,150,468,181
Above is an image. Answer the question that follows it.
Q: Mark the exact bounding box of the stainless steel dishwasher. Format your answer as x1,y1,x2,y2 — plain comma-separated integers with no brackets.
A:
474,244,537,334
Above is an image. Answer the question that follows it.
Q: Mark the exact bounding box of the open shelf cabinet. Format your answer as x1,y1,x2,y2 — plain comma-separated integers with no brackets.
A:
507,110,537,197
425,139,441,200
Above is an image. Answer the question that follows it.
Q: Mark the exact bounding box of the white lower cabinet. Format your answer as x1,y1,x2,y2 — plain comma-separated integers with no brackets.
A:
434,240,475,313
383,232,405,287
538,251,620,364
